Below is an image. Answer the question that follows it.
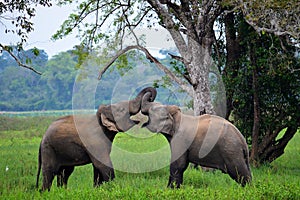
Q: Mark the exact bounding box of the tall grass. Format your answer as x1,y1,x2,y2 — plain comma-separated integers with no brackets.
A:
0,116,299,199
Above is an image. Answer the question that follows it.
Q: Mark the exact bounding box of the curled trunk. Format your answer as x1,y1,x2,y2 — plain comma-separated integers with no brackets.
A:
129,87,157,114
141,92,154,114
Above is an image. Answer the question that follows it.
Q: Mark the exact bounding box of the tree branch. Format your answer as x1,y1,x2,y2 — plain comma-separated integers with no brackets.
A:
0,44,42,75
260,126,298,162
98,45,193,97
239,0,300,40
168,53,193,85
165,0,199,43
146,0,191,61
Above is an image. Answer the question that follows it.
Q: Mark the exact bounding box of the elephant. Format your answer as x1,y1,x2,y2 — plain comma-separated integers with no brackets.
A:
141,93,252,188
36,87,157,191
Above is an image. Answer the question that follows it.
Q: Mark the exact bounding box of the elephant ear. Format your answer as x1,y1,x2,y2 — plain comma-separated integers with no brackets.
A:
100,113,119,132
168,105,181,116
97,105,119,132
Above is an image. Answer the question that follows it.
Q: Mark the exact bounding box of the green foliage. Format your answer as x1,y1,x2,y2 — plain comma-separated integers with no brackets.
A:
0,116,300,199
231,30,300,139
217,13,300,163
0,49,78,111
0,46,187,111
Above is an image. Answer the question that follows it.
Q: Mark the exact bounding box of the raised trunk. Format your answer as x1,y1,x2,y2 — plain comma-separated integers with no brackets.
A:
129,87,157,114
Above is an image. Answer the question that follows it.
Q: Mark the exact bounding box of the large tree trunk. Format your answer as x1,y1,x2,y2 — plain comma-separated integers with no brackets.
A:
145,0,219,116
259,126,298,163
250,64,260,166
189,39,215,116
224,12,242,119
248,38,260,165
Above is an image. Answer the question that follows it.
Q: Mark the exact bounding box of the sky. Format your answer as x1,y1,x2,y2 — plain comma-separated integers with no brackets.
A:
1,4,176,59
1,4,80,58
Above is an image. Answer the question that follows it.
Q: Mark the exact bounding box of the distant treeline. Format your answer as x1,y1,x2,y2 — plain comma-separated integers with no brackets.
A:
0,48,188,111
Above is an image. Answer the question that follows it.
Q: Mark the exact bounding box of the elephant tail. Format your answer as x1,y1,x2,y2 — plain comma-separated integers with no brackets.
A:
36,144,42,189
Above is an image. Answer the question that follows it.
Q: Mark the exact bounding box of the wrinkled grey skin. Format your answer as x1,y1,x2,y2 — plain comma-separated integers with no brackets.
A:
141,93,252,188
36,87,157,191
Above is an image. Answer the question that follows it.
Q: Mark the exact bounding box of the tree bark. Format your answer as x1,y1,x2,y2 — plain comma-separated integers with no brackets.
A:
145,0,222,116
223,12,242,119
260,126,298,163
188,38,215,115
249,43,260,166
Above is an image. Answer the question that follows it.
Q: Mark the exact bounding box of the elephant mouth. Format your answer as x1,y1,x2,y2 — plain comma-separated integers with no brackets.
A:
141,117,153,131
132,119,140,124
141,116,151,128
141,121,149,128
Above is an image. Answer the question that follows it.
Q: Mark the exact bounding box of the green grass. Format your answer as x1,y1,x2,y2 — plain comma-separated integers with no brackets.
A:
0,116,299,199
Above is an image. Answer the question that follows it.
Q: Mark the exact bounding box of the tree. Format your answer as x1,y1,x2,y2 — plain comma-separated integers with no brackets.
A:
0,0,52,74
41,51,78,110
219,14,300,165
0,48,78,111
240,32,299,165
54,0,228,115
55,0,299,115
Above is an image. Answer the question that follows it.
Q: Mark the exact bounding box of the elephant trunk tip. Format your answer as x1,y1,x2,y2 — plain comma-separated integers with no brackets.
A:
129,87,157,115
141,92,153,115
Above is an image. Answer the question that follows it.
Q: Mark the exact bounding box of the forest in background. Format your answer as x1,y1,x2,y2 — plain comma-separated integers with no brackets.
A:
0,47,190,111
0,48,81,111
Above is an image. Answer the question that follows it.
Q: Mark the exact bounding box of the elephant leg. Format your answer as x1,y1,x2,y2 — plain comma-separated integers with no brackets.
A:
100,165,115,182
92,158,115,187
42,168,55,191
92,163,115,187
57,169,63,188
57,166,74,188
93,166,103,187
167,152,189,189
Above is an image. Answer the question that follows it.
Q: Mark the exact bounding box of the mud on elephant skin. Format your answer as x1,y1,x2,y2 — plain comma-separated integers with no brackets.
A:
141,93,252,188
36,87,157,191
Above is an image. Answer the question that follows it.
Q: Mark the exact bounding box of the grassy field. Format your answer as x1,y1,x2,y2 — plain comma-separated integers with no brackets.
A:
0,115,299,199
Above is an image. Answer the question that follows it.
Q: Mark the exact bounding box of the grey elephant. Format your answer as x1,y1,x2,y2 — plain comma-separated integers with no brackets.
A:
36,87,157,191
141,94,252,188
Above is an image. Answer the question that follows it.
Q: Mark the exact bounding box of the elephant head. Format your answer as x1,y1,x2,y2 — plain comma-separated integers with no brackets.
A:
141,92,178,135
97,87,157,132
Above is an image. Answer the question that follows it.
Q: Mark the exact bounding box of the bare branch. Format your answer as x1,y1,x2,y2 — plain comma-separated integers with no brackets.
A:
146,0,190,60
168,53,193,85
168,53,184,63
0,44,42,75
89,0,100,48
126,7,153,28
121,3,140,45
165,0,199,43
98,45,193,96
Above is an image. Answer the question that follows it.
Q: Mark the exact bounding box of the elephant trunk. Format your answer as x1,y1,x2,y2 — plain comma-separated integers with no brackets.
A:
129,87,156,115
141,92,153,115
